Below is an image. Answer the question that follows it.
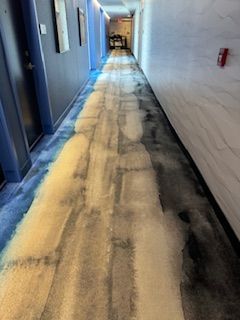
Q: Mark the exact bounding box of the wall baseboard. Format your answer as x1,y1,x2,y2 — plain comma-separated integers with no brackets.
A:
0,180,6,191
20,158,32,180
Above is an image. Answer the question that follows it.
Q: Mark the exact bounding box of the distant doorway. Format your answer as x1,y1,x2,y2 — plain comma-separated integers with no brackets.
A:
109,19,132,50
2,0,42,149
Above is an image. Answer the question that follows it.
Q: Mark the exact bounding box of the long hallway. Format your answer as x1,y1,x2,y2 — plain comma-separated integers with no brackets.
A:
0,51,239,320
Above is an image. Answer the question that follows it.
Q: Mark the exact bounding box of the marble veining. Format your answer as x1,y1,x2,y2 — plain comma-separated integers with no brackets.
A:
137,0,240,238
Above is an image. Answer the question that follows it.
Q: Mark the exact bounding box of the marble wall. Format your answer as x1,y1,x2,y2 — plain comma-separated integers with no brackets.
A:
134,0,240,239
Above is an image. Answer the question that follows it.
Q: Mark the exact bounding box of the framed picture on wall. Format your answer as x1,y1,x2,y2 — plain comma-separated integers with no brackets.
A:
54,0,70,53
78,8,87,46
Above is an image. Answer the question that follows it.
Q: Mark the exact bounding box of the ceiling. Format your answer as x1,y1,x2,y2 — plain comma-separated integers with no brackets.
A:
98,0,139,19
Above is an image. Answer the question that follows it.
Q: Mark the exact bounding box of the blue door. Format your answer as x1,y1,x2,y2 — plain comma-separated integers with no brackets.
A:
100,9,106,58
87,0,97,69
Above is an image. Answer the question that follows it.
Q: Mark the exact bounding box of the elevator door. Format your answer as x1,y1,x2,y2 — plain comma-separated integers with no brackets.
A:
1,0,42,149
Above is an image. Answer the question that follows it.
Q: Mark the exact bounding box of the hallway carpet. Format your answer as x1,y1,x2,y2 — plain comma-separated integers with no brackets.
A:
0,51,240,319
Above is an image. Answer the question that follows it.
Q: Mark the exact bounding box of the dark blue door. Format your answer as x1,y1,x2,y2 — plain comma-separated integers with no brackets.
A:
0,0,42,149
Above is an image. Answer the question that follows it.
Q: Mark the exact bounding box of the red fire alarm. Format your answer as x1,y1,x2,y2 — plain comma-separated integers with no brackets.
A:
217,48,229,67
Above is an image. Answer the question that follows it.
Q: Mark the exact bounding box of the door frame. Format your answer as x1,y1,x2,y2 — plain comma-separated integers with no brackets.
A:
100,8,106,58
138,2,144,67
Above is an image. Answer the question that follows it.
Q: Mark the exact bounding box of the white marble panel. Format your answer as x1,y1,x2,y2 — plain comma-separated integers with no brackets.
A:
135,0,240,238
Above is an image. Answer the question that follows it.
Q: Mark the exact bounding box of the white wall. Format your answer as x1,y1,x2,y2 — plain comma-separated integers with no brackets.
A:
136,0,240,239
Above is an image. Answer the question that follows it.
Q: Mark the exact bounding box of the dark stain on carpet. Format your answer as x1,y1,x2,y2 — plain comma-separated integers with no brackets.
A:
132,59,240,320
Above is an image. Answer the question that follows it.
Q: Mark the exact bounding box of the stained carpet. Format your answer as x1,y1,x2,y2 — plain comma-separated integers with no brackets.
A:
0,51,239,320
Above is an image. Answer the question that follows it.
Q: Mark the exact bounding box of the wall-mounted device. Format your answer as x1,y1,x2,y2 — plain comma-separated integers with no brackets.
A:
39,24,47,35
217,48,229,67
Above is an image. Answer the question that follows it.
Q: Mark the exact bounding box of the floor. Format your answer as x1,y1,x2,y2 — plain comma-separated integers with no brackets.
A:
0,51,240,320
0,68,101,253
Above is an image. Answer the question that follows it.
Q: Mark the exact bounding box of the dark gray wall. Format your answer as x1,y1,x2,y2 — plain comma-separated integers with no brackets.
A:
36,0,90,125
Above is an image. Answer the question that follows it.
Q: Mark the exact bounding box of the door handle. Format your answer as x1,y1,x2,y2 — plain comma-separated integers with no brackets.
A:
24,62,35,71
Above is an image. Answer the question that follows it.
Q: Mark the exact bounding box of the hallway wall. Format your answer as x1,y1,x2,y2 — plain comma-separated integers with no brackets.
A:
134,0,240,238
36,0,90,127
